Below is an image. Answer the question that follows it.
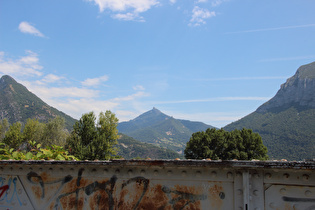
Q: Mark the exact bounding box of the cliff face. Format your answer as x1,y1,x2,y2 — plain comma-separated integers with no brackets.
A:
257,61,315,113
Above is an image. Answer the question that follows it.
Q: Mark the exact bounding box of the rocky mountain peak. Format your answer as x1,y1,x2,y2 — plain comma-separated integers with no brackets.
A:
0,75,17,88
0,75,14,82
0,75,76,130
257,61,315,113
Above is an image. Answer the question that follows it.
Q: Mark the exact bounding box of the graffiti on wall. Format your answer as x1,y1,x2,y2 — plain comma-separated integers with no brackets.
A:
0,176,23,208
21,168,217,209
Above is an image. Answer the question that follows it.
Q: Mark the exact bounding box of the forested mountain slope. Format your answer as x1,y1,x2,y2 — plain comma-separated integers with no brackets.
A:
118,108,215,153
117,133,183,159
224,61,315,160
0,75,76,130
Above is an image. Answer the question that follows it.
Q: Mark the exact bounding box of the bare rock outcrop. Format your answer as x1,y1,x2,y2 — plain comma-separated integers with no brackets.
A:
257,61,315,113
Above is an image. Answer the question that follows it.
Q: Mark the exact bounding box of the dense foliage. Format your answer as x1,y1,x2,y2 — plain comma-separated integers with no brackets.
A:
0,142,76,160
184,128,268,160
224,106,315,160
66,111,119,160
0,117,75,160
0,110,120,161
0,117,69,149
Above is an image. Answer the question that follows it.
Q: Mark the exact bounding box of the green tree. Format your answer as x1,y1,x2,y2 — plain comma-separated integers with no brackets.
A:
66,111,119,160
0,118,9,141
184,128,268,160
96,111,119,158
22,118,45,144
3,122,23,149
238,128,268,160
41,116,69,147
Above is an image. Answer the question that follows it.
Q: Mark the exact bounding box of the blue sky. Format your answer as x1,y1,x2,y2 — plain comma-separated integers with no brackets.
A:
1,0,315,128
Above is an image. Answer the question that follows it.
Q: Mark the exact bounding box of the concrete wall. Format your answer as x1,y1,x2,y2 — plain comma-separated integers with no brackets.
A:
0,160,314,209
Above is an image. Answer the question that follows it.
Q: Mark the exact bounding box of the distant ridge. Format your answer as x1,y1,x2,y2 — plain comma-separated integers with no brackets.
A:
117,108,215,153
117,133,182,159
0,75,76,130
225,61,315,160
0,76,186,159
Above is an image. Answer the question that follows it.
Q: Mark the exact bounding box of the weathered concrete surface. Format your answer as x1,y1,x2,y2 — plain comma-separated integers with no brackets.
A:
0,160,314,209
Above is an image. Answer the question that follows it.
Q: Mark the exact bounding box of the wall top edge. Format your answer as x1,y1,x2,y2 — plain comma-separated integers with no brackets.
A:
0,159,315,169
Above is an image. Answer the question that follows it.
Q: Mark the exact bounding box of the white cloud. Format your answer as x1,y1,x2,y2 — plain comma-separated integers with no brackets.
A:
196,0,208,3
115,110,139,121
42,91,150,120
112,13,144,22
189,6,215,26
0,51,43,77
88,0,159,12
87,0,159,21
81,75,109,86
22,81,100,99
211,0,229,7
18,21,45,37
133,85,145,91
113,91,150,102
169,0,176,4
47,98,120,120
41,74,65,83
22,81,151,121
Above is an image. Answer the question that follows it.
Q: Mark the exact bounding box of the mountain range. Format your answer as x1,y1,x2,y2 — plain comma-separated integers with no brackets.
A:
1,60,315,160
0,75,184,159
224,61,315,160
117,107,214,153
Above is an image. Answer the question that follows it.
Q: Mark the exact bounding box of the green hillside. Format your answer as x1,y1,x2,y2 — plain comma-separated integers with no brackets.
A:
179,119,215,133
0,75,76,130
117,108,214,153
225,107,315,160
225,61,315,160
116,133,183,159
127,117,190,152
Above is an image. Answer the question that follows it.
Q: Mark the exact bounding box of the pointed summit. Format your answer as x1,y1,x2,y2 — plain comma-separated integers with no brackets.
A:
117,108,214,153
0,75,33,98
117,108,170,133
0,75,16,83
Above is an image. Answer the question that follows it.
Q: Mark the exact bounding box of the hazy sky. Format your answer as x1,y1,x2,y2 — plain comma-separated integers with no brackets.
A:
1,0,315,127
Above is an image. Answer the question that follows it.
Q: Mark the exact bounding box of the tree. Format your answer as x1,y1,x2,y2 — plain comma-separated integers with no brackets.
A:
0,119,9,141
66,111,119,160
41,116,69,147
3,122,23,149
96,111,119,159
22,118,45,144
184,128,268,160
